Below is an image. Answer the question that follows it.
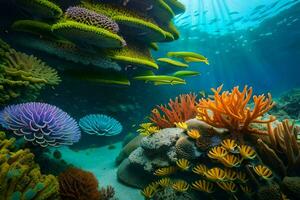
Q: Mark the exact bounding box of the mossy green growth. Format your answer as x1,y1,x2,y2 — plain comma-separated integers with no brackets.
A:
15,0,62,19
107,43,159,69
157,58,188,68
11,20,59,40
82,1,167,42
52,20,126,48
164,0,186,15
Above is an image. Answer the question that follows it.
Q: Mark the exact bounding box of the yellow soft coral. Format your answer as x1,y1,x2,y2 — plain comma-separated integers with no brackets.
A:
176,159,190,171
197,85,275,139
172,180,189,192
137,123,160,136
191,180,214,193
187,129,201,139
0,132,60,199
154,166,177,176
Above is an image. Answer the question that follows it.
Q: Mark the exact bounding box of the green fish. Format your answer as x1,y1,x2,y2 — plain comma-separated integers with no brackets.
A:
167,51,209,65
157,58,189,68
134,71,186,85
172,70,200,77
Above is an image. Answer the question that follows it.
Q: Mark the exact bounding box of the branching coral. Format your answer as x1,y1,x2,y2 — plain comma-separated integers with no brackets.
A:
150,93,198,128
58,167,101,200
197,85,276,139
0,102,81,147
79,114,123,136
0,39,60,104
257,119,300,177
0,131,60,199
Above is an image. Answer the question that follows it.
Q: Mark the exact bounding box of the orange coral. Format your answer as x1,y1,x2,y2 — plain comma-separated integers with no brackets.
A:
150,93,198,128
58,167,100,200
197,85,275,137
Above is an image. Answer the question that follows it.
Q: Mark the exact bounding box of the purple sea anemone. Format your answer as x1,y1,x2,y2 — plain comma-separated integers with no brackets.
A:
0,102,81,147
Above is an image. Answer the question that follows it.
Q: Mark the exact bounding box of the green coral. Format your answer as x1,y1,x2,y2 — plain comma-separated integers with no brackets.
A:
0,131,60,200
82,1,167,42
12,20,59,40
107,43,158,69
15,0,63,19
52,20,126,48
0,39,60,105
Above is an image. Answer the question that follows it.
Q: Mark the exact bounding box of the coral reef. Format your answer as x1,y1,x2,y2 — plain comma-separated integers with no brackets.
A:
115,87,300,200
79,114,123,136
197,85,275,140
0,102,81,147
0,39,60,105
58,167,101,200
0,131,60,199
150,93,199,128
11,0,186,85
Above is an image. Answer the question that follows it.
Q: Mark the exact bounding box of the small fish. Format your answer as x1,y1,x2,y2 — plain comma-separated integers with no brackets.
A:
172,70,200,77
184,57,209,65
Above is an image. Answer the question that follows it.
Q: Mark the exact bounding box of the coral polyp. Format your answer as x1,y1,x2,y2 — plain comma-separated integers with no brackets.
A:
191,180,214,193
208,146,228,160
238,145,257,159
171,180,189,192
205,168,226,181
176,158,191,171
253,165,273,180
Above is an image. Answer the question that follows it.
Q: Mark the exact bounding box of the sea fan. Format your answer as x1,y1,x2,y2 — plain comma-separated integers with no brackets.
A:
79,114,122,136
0,102,81,147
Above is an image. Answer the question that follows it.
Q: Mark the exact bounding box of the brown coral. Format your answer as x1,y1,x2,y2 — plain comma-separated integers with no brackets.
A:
257,120,300,177
149,93,198,128
58,168,100,200
175,137,199,160
99,185,116,200
197,85,275,140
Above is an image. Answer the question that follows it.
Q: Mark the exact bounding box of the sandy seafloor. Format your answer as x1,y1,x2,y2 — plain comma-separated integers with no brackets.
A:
50,142,143,200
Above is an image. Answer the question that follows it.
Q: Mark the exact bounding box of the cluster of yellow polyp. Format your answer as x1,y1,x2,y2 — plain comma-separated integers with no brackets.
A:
197,85,276,140
0,131,60,200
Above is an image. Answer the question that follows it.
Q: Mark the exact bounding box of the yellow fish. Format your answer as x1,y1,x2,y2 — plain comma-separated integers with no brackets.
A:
184,57,209,65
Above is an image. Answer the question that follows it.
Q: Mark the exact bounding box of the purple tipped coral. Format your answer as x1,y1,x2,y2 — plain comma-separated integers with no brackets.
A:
0,102,81,147
65,6,119,33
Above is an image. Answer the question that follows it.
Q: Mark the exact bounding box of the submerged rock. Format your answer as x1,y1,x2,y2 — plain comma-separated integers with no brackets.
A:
117,158,155,188
141,128,182,152
256,183,283,200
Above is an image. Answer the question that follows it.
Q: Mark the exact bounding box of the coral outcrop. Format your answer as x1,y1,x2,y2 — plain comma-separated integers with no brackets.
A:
0,131,60,200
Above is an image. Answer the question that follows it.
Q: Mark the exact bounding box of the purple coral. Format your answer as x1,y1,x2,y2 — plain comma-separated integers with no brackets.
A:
0,102,81,147
65,6,119,33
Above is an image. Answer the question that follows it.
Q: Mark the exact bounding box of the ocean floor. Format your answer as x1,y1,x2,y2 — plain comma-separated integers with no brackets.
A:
52,142,143,200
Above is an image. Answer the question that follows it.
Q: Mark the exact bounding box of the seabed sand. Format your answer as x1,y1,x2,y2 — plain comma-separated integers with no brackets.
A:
52,142,143,200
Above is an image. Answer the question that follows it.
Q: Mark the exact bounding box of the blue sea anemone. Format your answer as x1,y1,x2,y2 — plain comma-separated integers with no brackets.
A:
0,102,81,147
79,114,122,136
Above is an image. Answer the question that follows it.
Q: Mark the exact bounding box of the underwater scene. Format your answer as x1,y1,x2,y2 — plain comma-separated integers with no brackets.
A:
0,0,300,199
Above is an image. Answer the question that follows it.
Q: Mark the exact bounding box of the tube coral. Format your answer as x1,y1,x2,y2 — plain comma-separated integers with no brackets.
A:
79,114,122,136
150,93,198,128
197,85,275,139
0,102,81,147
